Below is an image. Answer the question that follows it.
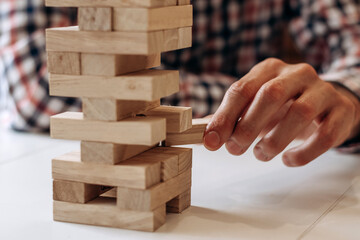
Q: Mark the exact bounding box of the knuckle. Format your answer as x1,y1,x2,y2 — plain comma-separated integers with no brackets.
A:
290,101,316,122
263,58,284,68
260,81,285,102
227,81,254,100
210,114,234,131
237,122,255,140
295,63,317,78
263,137,282,153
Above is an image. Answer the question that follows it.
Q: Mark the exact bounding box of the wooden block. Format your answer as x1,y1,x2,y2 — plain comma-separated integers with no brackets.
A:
178,26,192,48
46,0,177,8
177,0,190,5
147,147,192,173
101,188,117,198
81,53,161,76
145,106,192,133
51,112,166,146
165,118,210,146
47,52,80,75
46,26,192,55
166,189,191,213
78,7,112,31
113,5,192,31
52,151,160,189
53,180,109,203
140,149,179,181
54,198,166,232
81,141,155,165
82,98,160,121
49,69,179,101
117,169,191,211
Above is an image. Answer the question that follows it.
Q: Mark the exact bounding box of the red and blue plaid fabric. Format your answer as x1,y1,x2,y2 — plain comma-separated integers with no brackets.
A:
1,0,359,151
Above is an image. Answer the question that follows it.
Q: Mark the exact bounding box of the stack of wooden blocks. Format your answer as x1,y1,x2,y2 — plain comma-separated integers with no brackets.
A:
45,0,208,232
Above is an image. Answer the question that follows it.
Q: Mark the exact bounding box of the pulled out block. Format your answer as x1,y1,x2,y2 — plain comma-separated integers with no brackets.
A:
54,198,166,232
145,106,192,133
49,69,179,101
50,112,166,146
78,7,112,31
52,151,161,189
46,0,177,8
81,141,155,165
46,26,192,55
113,5,192,31
117,169,191,211
81,53,161,76
47,52,80,75
165,118,210,146
53,180,109,203
83,98,160,121
166,189,191,213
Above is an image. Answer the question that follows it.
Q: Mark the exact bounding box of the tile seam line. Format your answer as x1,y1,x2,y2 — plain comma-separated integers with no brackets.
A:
297,183,353,240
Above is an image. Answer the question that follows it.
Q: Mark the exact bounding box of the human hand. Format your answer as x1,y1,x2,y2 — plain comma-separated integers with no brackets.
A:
203,58,360,166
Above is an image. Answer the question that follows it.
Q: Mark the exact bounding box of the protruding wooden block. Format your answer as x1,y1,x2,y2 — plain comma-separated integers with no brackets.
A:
145,106,192,133
166,189,191,213
46,0,177,8
83,98,160,121
47,52,80,75
49,69,179,101
113,5,192,31
46,26,192,55
53,180,108,203
165,118,210,146
81,141,154,165
78,7,112,31
147,147,192,173
117,169,191,211
81,53,161,76
51,112,166,146
54,198,166,232
52,151,161,189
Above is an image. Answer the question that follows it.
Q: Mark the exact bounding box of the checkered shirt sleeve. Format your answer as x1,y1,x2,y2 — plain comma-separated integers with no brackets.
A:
0,0,81,132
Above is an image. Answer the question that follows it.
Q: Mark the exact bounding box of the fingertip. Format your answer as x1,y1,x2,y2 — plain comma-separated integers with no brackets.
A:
203,131,221,150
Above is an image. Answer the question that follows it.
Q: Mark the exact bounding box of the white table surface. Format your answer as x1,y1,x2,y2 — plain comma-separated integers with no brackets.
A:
0,126,359,240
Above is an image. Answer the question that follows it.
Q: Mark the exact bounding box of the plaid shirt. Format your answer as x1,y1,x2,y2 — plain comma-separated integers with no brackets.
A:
1,0,359,151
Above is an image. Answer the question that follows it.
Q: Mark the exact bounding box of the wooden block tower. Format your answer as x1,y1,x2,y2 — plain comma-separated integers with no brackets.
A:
45,0,208,232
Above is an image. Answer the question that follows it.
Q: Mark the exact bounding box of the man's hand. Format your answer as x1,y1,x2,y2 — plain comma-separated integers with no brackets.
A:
203,58,360,166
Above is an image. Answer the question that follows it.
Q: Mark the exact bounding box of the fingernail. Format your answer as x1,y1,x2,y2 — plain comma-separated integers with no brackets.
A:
226,139,244,155
254,145,270,161
283,155,296,167
204,131,221,149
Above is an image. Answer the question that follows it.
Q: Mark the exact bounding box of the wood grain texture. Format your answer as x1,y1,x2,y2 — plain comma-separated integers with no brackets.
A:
81,141,155,165
147,147,192,173
140,148,179,181
49,69,179,101
50,112,166,146
81,53,161,76
53,180,108,203
46,0,177,8
166,189,191,213
113,5,192,31
78,7,112,31
82,98,160,121
54,198,166,232
47,52,80,75
145,106,192,133
46,26,192,55
177,0,190,5
117,169,191,211
165,118,210,146
52,151,161,189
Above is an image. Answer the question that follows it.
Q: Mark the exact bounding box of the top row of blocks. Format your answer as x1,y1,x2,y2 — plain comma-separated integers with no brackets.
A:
46,0,190,8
